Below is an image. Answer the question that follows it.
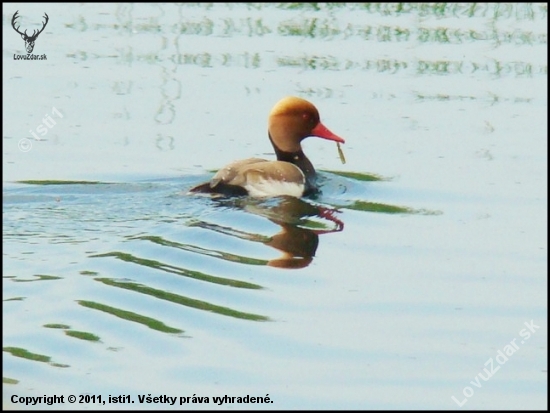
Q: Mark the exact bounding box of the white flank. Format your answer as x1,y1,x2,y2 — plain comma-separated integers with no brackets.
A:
245,179,304,198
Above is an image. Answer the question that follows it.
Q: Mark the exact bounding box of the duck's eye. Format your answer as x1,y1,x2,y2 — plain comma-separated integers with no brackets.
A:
302,113,310,120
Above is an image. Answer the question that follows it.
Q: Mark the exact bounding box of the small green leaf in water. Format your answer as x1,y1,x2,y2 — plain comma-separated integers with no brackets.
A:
324,170,388,181
64,330,101,342
337,142,346,164
79,270,98,276
3,297,26,302
3,377,19,385
49,363,70,368
43,324,70,329
336,200,442,215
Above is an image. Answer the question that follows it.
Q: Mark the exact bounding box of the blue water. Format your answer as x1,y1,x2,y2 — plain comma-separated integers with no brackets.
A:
3,3,547,410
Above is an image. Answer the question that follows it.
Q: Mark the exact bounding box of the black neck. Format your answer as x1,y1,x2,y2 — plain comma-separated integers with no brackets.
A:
269,134,318,195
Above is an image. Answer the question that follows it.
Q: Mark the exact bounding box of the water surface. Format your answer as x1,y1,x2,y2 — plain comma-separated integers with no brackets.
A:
3,3,547,410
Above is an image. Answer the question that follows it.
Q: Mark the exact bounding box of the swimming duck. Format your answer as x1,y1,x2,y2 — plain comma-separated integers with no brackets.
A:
189,96,345,198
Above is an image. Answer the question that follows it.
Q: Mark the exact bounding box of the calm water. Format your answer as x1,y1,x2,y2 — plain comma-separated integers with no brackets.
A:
3,2,547,410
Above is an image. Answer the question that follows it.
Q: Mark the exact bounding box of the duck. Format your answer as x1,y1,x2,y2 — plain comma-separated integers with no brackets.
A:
188,96,345,198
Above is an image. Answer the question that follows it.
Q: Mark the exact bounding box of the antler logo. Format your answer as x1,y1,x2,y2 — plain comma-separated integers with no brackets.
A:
12,10,49,54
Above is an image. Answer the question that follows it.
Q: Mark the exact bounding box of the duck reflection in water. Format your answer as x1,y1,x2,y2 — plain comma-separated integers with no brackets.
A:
190,195,343,269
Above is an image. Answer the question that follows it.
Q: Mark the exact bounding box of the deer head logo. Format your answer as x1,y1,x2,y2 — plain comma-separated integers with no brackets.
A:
12,10,49,54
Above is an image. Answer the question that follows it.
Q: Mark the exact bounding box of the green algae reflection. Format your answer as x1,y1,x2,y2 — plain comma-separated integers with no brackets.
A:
4,297,25,302
17,180,109,185
94,278,269,322
11,274,62,282
322,170,442,215
3,347,69,368
65,330,101,342
43,323,70,329
129,235,268,267
3,347,50,363
334,200,442,215
3,377,19,385
323,170,388,182
91,251,262,290
43,324,101,342
77,300,184,334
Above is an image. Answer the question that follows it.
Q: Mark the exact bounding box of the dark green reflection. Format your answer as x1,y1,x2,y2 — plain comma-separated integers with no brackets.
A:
16,180,109,185
43,323,101,342
336,200,414,214
2,347,68,367
64,330,101,342
129,235,268,266
80,270,99,276
323,170,388,182
90,251,262,290
334,200,441,215
43,324,70,329
94,277,269,322
321,171,441,214
11,274,62,282
3,377,19,384
3,347,50,363
77,300,184,334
